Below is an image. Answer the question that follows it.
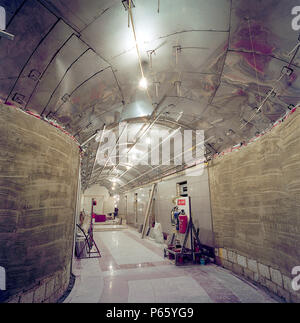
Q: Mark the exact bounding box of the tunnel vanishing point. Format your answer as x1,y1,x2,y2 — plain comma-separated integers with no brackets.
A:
0,0,300,304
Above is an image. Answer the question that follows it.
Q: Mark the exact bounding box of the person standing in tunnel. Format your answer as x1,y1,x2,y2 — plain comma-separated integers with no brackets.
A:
113,207,118,220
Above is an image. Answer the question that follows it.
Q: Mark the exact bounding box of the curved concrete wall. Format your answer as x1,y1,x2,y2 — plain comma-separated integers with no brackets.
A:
209,110,300,302
0,104,80,303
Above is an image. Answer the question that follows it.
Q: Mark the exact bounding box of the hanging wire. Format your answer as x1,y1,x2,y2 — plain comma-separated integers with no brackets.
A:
128,0,153,102
117,127,182,182
287,41,300,57
128,1,130,28
128,1,144,80
93,0,160,185
240,72,285,130
240,32,300,130
119,129,207,189
87,125,106,186
287,37,300,68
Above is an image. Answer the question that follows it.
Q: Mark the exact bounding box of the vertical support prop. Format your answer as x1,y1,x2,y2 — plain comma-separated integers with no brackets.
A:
141,183,156,239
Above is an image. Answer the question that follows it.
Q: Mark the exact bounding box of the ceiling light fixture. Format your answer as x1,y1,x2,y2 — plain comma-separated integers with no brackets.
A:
139,77,148,90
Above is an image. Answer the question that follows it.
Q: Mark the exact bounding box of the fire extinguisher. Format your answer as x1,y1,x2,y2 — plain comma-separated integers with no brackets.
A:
179,210,188,234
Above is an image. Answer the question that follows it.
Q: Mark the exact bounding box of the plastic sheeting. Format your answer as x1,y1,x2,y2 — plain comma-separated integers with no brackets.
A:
149,222,164,244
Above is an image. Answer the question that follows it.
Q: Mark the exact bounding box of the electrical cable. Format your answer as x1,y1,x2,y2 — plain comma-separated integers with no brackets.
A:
239,32,299,131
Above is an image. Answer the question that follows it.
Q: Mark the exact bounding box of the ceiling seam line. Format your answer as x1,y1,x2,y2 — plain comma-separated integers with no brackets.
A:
109,66,126,105
79,7,112,34
119,134,207,190
26,33,76,113
77,37,125,104
118,3,234,187
4,17,61,105
208,0,232,108
157,29,230,41
52,66,111,116
103,94,184,186
247,18,262,105
192,0,232,138
36,0,81,35
5,0,28,29
107,96,176,181
72,103,125,138
42,47,91,117
87,124,106,187
93,125,128,183
227,48,300,69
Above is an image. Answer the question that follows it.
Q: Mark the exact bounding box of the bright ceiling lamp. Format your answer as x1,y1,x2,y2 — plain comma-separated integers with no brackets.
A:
139,77,148,90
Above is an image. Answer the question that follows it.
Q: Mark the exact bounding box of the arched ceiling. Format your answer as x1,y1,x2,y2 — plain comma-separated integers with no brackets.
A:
1,0,300,193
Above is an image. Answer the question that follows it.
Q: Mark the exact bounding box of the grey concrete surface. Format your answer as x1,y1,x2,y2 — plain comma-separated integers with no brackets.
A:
209,110,300,302
0,104,80,302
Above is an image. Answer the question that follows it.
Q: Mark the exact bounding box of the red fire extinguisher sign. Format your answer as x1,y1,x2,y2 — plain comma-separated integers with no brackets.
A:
177,199,186,206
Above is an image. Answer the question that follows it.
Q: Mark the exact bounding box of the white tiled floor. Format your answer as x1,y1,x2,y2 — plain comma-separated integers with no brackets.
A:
64,258,103,303
128,276,212,303
99,231,162,265
64,228,279,303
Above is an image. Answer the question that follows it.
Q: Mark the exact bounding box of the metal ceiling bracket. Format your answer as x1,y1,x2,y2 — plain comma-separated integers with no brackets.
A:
0,29,15,41
61,93,70,103
174,81,181,96
28,69,41,82
253,106,262,113
267,89,276,98
226,129,235,136
242,118,251,126
12,93,25,105
147,50,156,69
281,66,293,77
153,81,160,97
173,45,181,65
122,0,135,11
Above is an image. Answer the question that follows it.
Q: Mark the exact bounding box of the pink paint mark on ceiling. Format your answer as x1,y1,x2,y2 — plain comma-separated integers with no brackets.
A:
233,24,274,74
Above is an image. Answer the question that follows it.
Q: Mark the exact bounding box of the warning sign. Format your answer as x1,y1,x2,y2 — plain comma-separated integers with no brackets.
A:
177,199,186,206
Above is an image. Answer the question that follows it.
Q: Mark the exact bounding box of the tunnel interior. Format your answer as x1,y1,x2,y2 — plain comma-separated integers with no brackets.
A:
0,0,300,303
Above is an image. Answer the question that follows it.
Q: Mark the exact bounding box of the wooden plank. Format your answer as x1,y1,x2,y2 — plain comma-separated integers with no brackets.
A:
141,183,156,239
